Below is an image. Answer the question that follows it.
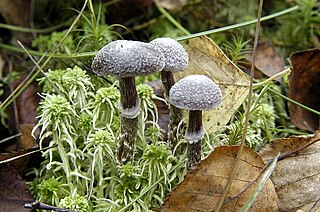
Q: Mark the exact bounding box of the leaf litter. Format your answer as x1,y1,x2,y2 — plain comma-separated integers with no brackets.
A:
161,146,278,211
259,131,320,211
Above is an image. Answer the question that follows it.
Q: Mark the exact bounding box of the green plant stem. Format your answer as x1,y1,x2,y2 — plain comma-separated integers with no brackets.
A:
216,0,264,211
252,68,291,88
175,5,299,41
0,19,73,33
156,4,190,35
268,87,320,115
0,43,96,58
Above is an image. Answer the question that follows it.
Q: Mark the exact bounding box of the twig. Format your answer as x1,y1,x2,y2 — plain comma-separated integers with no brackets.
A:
0,144,57,165
0,133,22,145
17,41,63,96
24,200,77,212
215,0,264,211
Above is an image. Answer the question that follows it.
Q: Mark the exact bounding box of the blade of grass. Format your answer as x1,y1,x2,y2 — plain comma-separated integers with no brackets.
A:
17,41,63,96
0,6,298,59
156,4,190,35
0,43,96,58
241,154,279,212
268,87,320,115
0,19,73,33
175,5,299,41
215,0,264,210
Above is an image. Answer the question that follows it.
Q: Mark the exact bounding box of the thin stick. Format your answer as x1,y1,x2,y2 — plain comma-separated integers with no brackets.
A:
215,0,264,210
0,133,22,144
17,41,63,96
0,144,57,164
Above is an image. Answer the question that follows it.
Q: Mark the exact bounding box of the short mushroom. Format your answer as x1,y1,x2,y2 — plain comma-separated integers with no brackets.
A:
150,37,188,147
92,40,165,163
169,75,222,168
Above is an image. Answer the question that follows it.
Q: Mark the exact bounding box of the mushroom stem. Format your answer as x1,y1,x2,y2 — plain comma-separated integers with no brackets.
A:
117,77,140,163
160,70,175,98
186,110,203,168
186,110,204,142
118,115,138,163
161,70,185,147
187,141,202,168
119,77,139,115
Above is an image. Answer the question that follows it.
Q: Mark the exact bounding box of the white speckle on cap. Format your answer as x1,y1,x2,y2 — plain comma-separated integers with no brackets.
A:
150,37,188,73
169,75,222,111
91,40,165,78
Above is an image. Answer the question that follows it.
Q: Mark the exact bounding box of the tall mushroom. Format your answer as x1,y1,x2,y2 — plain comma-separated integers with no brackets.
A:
150,38,188,147
91,40,165,163
169,75,222,168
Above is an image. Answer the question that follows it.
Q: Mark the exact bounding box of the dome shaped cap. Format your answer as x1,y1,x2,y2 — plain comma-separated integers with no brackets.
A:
150,37,188,72
91,40,165,78
169,75,222,111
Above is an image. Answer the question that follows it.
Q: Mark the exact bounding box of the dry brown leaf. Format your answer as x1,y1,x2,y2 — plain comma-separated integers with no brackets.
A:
175,36,250,134
288,48,320,132
245,42,285,81
161,146,278,211
0,0,32,45
259,131,320,211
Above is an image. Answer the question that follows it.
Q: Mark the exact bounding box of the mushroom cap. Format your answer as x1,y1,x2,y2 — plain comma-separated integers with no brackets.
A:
150,37,188,73
169,75,222,111
91,40,165,78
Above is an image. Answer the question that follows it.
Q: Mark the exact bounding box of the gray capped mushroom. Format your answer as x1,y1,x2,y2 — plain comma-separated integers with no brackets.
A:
91,40,165,163
150,37,188,147
169,74,222,167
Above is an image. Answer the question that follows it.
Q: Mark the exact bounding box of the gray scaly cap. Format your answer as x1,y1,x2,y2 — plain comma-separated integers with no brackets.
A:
150,37,188,72
169,75,222,111
91,40,165,78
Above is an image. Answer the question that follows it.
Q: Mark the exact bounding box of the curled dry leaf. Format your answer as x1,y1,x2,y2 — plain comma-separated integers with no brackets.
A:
174,36,250,134
161,146,278,211
259,131,320,211
288,48,320,132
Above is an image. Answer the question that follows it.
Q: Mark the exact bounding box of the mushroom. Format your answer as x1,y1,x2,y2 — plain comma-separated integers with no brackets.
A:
149,38,188,147
169,75,222,168
91,40,165,163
